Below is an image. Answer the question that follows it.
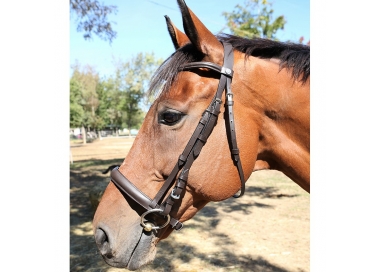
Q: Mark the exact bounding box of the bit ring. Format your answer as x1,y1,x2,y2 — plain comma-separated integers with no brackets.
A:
140,209,171,231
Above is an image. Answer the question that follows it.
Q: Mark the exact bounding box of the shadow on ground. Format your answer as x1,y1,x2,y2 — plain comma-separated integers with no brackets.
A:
70,159,305,272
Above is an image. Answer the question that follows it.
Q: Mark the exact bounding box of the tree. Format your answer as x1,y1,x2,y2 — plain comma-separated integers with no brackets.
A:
99,77,124,134
71,63,102,143
95,78,114,130
70,77,85,128
70,0,118,43
69,54,162,140
222,0,286,40
113,53,163,133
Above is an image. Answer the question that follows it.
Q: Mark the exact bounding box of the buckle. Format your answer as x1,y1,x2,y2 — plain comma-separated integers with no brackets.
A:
221,67,233,77
171,188,180,199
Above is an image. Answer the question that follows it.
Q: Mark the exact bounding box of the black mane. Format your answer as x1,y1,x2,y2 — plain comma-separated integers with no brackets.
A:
148,34,310,96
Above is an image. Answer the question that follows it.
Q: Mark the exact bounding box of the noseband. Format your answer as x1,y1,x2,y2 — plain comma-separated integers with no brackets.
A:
110,42,245,232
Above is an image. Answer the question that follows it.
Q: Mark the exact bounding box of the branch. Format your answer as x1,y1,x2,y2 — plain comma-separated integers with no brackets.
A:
70,0,118,43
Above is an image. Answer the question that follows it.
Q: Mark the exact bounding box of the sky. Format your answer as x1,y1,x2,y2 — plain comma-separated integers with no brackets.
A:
70,0,310,78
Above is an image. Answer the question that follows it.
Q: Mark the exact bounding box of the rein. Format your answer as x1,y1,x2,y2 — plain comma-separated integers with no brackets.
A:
110,42,245,232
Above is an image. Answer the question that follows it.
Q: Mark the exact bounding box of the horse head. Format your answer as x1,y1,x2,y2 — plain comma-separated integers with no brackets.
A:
93,0,310,270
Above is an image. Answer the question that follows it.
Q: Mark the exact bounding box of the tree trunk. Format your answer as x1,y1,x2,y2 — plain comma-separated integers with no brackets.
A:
81,126,87,145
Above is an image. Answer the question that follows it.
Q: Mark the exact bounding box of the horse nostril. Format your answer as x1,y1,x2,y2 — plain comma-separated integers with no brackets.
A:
95,228,112,257
95,228,107,244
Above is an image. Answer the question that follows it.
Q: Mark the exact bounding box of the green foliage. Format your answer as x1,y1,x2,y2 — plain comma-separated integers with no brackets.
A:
70,77,85,128
113,52,163,130
70,0,118,43
222,0,286,40
71,64,102,130
70,53,162,132
95,78,114,128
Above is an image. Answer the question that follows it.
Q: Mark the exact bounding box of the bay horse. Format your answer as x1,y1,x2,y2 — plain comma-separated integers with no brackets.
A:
93,0,310,270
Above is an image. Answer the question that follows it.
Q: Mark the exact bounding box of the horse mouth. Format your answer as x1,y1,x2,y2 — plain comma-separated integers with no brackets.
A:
125,231,157,270
96,224,158,270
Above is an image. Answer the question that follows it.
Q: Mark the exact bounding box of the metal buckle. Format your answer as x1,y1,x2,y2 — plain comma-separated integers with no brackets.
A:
173,221,184,231
171,188,180,199
140,209,171,232
221,67,233,76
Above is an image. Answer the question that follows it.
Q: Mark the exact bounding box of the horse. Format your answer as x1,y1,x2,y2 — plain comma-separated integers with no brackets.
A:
92,0,310,270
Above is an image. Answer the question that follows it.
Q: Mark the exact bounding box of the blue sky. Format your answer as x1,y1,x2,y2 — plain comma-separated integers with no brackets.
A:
70,0,309,78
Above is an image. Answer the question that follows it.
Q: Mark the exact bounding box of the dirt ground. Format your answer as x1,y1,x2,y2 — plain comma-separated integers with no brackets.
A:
70,137,309,272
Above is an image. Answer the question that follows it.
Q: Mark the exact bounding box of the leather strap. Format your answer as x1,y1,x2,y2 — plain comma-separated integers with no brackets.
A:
223,44,245,198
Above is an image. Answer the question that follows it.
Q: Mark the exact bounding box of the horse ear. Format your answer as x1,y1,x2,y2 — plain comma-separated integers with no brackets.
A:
177,0,224,64
165,15,190,50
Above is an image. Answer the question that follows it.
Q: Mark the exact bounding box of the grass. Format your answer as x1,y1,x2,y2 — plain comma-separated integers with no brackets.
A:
70,158,122,170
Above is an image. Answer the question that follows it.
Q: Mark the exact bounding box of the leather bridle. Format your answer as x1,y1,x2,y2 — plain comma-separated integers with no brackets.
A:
109,42,245,232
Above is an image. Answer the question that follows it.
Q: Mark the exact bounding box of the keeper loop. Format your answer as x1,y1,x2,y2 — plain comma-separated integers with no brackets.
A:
231,148,239,155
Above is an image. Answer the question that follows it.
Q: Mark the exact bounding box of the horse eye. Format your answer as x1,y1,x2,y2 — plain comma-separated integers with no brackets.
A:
159,111,183,125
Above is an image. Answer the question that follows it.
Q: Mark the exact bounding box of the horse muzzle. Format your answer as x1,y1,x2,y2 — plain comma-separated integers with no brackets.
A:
92,182,160,270
94,222,158,270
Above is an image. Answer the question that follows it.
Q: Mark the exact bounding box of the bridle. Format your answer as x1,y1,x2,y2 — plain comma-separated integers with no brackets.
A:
109,42,245,232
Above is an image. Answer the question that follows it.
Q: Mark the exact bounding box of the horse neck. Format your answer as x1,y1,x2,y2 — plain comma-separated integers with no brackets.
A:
234,55,310,192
